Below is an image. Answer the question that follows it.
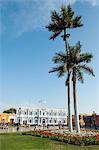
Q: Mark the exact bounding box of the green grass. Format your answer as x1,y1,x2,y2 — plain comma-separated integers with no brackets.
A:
0,133,99,150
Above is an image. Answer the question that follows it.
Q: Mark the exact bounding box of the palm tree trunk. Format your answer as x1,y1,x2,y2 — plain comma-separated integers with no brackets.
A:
64,29,73,132
73,66,80,133
67,72,73,132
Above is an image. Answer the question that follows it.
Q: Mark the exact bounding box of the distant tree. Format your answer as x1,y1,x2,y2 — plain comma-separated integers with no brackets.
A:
3,108,16,114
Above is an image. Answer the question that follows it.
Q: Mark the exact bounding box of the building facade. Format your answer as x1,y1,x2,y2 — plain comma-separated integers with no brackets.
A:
0,113,16,125
16,107,67,126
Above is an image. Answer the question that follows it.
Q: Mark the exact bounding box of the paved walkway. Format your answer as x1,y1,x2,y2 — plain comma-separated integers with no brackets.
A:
0,126,98,133
0,126,60,133
0,126,34,133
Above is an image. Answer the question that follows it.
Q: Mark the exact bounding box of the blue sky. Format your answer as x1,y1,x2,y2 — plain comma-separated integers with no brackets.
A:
0,0,99,114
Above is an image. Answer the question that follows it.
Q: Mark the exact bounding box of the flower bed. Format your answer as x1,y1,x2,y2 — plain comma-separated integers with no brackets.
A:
22,129,99,146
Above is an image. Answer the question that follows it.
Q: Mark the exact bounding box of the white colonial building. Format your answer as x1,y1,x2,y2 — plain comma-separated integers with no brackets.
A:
16,107,67,126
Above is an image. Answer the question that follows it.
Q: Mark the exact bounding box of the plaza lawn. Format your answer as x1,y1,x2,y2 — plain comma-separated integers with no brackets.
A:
0,133,99,150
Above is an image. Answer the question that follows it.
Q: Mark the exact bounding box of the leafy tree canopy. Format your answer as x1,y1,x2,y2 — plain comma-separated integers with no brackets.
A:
3,108,16,114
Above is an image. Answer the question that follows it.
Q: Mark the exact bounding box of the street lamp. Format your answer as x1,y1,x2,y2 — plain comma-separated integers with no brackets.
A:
92,112,97,130
26,108,28,126
18,107,21,125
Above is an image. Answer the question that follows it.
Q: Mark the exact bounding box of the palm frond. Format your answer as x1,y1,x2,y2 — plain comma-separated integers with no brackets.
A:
77,64,95,77
67,5,74,18
46,5,83,41
46,23,61,32
51,10,61,23
49,65,67,78
74,41,81,60
52,52,67,64
76,68,84,83
78,53,93,63
76,41,81,52
72,16,83,28
67,42,93,65
61,5,74,21
49,30,62,40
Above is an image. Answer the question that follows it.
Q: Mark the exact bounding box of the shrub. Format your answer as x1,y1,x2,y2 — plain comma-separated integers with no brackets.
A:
49,136,58,141
58,136,64,142
22,130,99,146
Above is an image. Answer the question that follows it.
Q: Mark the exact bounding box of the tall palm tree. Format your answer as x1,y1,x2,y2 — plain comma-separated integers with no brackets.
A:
49,42,94,132
68,42,95,132
49,51,72,132
46,5,83,132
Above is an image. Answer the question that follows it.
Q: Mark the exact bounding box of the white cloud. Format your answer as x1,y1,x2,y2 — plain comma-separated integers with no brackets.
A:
1,0,99,37
83,0,99,6
0,102,36,113
1,0,99,6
